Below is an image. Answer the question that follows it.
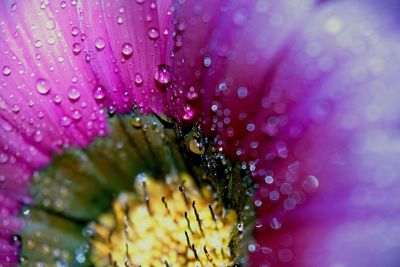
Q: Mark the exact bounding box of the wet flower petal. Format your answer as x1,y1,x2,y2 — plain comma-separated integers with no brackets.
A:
172,0,400,266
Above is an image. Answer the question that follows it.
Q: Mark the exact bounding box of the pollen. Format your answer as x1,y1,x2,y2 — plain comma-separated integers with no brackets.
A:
91,173,238,267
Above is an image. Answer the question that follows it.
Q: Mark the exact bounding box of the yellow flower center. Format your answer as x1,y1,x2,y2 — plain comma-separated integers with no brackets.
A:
91,173,238,267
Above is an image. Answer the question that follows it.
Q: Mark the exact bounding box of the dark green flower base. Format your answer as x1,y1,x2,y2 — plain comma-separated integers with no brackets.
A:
19,113,255,266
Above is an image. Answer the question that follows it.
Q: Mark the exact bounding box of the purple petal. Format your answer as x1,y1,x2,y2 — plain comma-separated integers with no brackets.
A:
172,0,400,266
0,1,172,263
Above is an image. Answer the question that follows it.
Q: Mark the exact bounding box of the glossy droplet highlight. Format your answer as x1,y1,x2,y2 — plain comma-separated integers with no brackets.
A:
2,66,11,76
93,85,106,100
154,65,171,85
35,79,51,95
72,43,82,55
121,43,133,59
134,73,143,86
95,37,106,50
68,87,80,101
147,28,160,40
302,175,319,193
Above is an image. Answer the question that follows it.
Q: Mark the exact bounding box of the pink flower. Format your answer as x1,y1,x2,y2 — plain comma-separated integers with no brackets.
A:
1,0,400,266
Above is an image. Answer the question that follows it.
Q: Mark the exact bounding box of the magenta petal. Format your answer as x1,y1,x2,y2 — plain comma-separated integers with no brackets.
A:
0,1,174,263
173,0,400,266
75,0,173,113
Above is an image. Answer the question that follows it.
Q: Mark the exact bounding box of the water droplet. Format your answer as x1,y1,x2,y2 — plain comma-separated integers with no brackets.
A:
188,138,204,155
60,116,71,127
154,65,171,85
72,110,82,120
237,86,248,99
117,16,124,25
47,36,56,45
34,40,42,48
0,153,9,164
11,104,20,113
60,1,67,9
147,27,159,40
72,43,82,54
269,217,282,230
302,175,319,193
121,43,133,59
35,79,51,95
67,87,80,101
95,37,106,50
93,85,106,100
2,66,11,76
136,0,145,3
134,73,143,86
45,18,56,30
71,27,79,37
53,95,62,104
183,105,195,121
34,130,43,143
203,56,211,67
11,235,22,248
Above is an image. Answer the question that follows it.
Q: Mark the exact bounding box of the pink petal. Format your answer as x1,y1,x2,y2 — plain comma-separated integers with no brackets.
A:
172,0,400,266
0,1,172,263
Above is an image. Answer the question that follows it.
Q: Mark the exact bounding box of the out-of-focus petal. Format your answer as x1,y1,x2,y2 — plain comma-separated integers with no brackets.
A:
172,0,400,266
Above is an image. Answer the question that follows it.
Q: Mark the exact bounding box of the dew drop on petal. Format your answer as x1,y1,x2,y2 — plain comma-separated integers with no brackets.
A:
154,65,171,85
269,217,282,230
68,87,80,101
53,94,62,104
136,0,145,3
45,18,56,30
134,73,143,86
117,16,124,25
2,66,11,76
35,79,51,94
302,175,319,193
60,116,71,127
34,130,43,143
93,85,106,100
72,110,82,120
183,105,195,121
0,153,9,164
72,43,82,55
95,37,106,50
237,86,248,99
121,43,133,59
147,28,159,40
71,26,79,37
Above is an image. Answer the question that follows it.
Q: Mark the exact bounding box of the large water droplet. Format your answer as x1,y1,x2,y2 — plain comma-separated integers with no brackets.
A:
121,43,133,59
93,85,106,100
35,79,51,95
2,66,11,76
95,37,106,50
302,175,319,193
68,87,80,101
183,105,195,121
154,65,171,85
147,28,160,40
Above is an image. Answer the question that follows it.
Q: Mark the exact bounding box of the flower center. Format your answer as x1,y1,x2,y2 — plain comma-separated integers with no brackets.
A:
91,174,237,267
19,114,253,266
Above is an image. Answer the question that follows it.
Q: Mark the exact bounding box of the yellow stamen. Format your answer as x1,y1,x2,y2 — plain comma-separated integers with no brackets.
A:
91,173,238,267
